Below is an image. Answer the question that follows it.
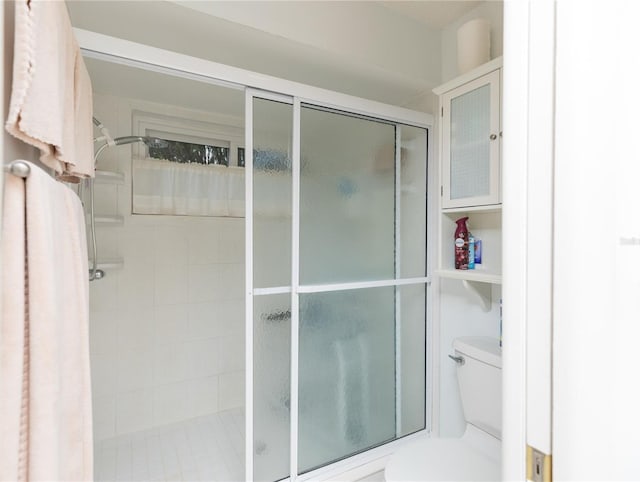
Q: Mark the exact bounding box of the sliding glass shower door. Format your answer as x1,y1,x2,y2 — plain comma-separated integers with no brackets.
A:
247,92,428,481
297,106,397,471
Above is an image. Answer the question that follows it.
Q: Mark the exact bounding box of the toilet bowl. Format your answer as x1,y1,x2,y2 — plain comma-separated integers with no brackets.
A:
385,337,502,481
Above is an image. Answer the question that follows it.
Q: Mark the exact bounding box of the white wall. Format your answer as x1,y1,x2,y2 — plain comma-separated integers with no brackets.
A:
89,92,245,441
437,281,501,436
67,1,440,110
440,1,504,84
176,1,442,90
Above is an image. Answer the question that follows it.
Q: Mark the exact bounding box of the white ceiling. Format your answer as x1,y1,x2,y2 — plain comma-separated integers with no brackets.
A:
69,1,491,110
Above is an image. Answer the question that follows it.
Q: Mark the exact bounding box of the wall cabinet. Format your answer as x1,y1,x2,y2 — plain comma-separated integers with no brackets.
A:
440,68,501,209
434,58,503,307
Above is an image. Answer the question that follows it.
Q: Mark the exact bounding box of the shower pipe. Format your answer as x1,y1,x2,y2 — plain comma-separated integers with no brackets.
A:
89,117,168,281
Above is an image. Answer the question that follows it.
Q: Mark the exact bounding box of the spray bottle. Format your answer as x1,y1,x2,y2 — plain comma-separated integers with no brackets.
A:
454,216,470,270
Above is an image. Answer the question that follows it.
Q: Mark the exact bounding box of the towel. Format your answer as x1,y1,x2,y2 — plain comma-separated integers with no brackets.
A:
5,1,94,182
0,161,93,481
334,334,370,446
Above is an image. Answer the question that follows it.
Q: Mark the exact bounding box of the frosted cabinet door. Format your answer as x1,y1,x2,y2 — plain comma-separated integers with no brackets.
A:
441,69,500,208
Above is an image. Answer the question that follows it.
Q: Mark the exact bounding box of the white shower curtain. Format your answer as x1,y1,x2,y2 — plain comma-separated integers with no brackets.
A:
133,157,245,217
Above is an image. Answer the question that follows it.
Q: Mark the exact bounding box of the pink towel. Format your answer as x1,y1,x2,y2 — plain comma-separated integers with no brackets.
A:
5,1,94,182
1,161,93,481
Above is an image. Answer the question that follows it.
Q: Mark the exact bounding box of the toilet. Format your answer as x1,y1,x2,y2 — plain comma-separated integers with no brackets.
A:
385,336,502,481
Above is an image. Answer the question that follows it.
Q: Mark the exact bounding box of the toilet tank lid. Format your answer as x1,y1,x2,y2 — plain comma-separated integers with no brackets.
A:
453,336,502,368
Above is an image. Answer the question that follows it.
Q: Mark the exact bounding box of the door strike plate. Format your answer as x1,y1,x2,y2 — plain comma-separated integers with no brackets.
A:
527,445,552,482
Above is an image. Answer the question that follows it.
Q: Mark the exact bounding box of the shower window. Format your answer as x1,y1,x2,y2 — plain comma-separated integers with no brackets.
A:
148,138,232,166
131,111,246,217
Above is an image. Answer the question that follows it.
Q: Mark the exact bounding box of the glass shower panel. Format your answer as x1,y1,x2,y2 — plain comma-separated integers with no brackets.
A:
398,283,426,437
298,287,396,473
399,125,428,279
253,98,292,289
253,294,291,482
299,106,395,285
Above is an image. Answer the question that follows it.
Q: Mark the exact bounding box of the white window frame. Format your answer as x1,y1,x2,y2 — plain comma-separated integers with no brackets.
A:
132,110,244,166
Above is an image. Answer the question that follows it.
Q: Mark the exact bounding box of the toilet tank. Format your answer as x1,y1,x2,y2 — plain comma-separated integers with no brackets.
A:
453,336,502,439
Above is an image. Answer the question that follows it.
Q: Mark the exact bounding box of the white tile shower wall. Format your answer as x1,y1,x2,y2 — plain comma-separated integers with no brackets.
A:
89,93,245,441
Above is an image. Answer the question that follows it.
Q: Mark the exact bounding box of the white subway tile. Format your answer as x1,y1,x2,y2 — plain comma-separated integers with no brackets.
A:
153,381,190,426
153,342,192,385
90,311,118,356
118,263,155,308
188,377,219,417
117,307,154,352
92,395,116,442
188,339,220,378
215,299,244,338
217,263,245,301
155,304,189,345
155,263,188,305
116,389,153,434
217,336,245,374
218,372,245,411
218,220,245,264
188,264,222,303
188,302,219,340
90,271,118,312
119,227,156,266
154,227,189,266
188,227,220,265
94,184,119,218
116,348,153,392
91,353,117,397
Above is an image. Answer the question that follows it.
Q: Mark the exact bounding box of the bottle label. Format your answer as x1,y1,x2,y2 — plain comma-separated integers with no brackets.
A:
455,237,465,248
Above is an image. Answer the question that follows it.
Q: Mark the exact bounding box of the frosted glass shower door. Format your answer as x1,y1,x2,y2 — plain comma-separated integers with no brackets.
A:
247,94,429,481
247,93,294,482
297,106,398,473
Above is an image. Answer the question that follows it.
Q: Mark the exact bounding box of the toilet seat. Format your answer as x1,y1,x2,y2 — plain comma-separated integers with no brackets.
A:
385,425,501,481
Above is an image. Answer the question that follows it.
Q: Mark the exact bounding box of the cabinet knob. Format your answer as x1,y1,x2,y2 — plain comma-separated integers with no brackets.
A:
489,133,497,140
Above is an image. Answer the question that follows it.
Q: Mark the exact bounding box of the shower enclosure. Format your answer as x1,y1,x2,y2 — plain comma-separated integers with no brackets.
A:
78,28,431,482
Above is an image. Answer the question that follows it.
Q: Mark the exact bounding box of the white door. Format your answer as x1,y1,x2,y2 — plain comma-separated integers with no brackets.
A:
503,1,640,480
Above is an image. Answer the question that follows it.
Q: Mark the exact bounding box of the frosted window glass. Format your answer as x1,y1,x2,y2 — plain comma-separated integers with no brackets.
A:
450,84,491,200
298,287,396,473
399,125,428,278
253,99,292,289
299,106,395,285
253,294,291,481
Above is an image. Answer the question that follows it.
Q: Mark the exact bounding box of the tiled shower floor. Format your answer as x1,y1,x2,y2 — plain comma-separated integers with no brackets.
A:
94,408,245,481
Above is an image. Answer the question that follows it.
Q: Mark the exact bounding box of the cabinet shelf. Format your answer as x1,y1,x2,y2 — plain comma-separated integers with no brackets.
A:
95,215,124,226
436,269,501,285
442,204,501,215
88,258,124,270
